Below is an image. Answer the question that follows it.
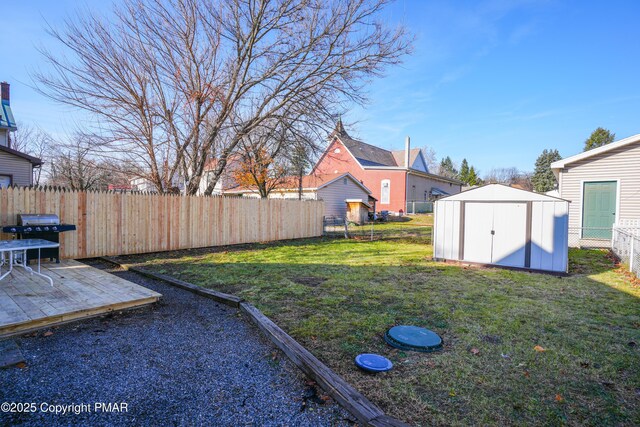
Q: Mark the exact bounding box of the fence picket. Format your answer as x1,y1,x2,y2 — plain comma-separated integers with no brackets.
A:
612,224,640,278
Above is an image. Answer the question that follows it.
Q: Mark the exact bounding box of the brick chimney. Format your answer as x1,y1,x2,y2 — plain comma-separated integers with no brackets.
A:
1,82,9,104
404,136,411,168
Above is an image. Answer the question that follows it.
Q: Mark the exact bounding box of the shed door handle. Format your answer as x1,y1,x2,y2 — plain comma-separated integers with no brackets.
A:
490,230,495,235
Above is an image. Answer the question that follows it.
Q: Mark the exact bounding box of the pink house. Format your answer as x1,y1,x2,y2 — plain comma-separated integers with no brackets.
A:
312,121,462,214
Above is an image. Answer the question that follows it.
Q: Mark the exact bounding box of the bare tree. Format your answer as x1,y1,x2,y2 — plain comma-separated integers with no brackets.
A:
484,167,526,186
12,122,52,185
419,146,437,173
232,125,289,198
35,0,412,195
288,135,314,200
47,133,112,190
231,118,319,198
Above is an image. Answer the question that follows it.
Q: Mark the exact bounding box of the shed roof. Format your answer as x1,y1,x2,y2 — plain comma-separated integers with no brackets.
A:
438,183,568,202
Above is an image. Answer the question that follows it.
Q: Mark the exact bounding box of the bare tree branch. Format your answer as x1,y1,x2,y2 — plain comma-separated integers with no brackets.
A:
34,0,412,194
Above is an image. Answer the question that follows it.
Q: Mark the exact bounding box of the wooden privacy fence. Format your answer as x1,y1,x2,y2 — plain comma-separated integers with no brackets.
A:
0,187,324,259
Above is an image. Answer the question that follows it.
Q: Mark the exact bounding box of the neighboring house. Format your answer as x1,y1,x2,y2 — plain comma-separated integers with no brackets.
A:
551,133,640,241
198,156,243,195
312,120,462,214
228,172,372,217
130,177,159,192
0,82,42,188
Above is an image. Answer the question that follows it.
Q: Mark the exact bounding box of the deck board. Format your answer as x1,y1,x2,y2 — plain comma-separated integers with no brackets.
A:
0,259,161,337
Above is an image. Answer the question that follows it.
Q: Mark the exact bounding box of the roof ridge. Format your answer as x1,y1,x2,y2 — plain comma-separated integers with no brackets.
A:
339,135,393,154
551,132,640,169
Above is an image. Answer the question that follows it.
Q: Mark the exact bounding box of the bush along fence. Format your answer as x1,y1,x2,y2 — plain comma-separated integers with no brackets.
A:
612,225,640,278
0,187,324,259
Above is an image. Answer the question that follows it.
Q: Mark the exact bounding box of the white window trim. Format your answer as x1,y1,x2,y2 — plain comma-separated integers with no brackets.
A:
381,179,390,205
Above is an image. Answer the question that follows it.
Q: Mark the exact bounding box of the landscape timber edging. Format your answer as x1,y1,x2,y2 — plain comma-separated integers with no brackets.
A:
99,257,243,307
98,256,410,427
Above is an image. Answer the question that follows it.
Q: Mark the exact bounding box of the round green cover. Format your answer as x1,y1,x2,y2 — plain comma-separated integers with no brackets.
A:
384,325,443,352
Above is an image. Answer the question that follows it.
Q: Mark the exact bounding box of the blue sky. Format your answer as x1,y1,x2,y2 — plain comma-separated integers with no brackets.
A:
2,0,639,175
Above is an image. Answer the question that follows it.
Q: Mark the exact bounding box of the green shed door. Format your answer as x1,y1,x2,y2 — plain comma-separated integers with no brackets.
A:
582,181,616,239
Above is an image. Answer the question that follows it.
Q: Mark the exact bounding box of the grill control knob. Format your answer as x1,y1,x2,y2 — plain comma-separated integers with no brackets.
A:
44,227,49,231
10,228,16,233
25,227,32,232
52,226,58,231
35,227,42,232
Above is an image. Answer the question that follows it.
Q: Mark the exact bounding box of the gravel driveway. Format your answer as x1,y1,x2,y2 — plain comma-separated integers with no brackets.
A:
1,260,351,427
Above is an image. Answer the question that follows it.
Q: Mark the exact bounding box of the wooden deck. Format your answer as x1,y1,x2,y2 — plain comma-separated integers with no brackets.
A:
0,259,161,337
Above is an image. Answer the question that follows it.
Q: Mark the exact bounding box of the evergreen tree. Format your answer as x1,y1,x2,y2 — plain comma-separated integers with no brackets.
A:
439,156,458,179
459,158,469,183
532,149,562,192
584,127,615,151
467,166,479,186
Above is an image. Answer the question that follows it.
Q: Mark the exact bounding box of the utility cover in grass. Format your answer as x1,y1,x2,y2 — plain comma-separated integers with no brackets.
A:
384,325,443,353
354,354,393,373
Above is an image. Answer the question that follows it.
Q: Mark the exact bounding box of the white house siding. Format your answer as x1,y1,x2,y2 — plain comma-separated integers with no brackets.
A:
558,141,640,229
317,177,369,217
407,173,461,202
264,191,317,201
0,150,32,186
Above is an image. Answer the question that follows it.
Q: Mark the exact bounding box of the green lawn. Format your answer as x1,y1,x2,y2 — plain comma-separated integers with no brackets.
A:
117,218,639,426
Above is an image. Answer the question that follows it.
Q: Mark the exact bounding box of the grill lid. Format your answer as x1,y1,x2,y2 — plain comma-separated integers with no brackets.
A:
17,214,60,226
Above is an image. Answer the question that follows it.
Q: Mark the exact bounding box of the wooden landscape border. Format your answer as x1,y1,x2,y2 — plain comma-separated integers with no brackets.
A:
100,257,409,427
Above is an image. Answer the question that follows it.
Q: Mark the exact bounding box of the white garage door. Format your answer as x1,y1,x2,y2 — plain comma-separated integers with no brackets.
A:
463,202,528,267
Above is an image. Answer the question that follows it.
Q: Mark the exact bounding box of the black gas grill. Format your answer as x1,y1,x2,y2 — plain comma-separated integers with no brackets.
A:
2,214,76,263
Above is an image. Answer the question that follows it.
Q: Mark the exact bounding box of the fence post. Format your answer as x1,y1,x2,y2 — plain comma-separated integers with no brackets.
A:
630,235,635,273
611,226,616,250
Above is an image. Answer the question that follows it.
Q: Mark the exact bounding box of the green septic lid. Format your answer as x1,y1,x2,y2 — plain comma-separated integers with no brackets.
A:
384,325,443,353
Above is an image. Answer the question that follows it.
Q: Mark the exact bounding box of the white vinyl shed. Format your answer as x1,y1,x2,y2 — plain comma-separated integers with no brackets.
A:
433,184,569,273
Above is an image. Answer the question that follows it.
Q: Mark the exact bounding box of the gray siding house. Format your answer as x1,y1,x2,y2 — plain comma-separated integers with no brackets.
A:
0,82,42,188
229,172,372,217
551,133,640,243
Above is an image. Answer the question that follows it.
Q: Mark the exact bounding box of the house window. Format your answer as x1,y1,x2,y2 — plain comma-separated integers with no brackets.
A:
343,178,347,185
381,179,390,204
0,175,11,189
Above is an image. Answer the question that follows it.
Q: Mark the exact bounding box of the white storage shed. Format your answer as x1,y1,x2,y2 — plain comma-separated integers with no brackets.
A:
433,184,569,273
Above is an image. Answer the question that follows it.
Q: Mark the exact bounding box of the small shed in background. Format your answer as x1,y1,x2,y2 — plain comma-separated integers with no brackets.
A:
345,199,370,225
433,184,569,273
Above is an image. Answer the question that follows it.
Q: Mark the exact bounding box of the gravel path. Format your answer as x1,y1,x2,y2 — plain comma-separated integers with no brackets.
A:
1,260,351,427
